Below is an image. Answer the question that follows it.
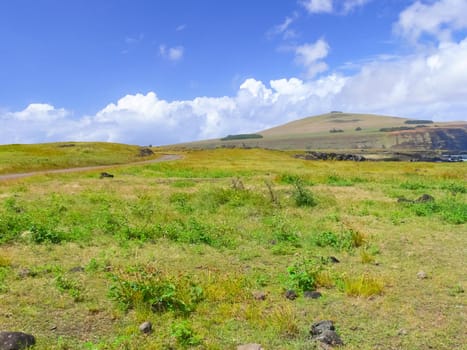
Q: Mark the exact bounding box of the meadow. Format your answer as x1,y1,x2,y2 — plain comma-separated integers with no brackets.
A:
0,147,465,349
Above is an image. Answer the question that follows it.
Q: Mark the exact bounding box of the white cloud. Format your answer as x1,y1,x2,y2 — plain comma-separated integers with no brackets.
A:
300,0,333,14
342,0,372,14
300,0,371,15
395,0,467,43
176,24,186,32
295,39,330,78
1,36,466,147
159,45,184,61
269,13,299,39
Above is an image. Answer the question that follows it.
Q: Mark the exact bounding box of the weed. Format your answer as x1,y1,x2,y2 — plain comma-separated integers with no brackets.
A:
360,249,376,264
278,173,313,186
264,180,280,207
269,304,300,338
327,174,354,186
286,257,327,292
108,264,203,314
313,229,366,251
29,224,64,244
170,321,202,347
169,193,194,214
339,274,384,297
55,274,84,302
448,284,464,296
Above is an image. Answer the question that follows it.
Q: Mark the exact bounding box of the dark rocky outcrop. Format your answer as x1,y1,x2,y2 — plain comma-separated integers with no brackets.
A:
304,291,322,299
139,147,154,157
295,152,366,161
285,290,298,300
0,332,35,350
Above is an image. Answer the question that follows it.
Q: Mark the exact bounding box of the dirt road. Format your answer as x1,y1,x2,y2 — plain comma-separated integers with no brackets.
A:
0,154,183,181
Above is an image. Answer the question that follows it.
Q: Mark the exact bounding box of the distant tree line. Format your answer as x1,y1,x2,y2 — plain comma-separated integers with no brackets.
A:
404,120,434,124
221,133,263,141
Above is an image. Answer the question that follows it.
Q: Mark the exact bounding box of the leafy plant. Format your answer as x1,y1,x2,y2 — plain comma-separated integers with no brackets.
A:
338,274,384,297
55,274,84,302
170,321,202,347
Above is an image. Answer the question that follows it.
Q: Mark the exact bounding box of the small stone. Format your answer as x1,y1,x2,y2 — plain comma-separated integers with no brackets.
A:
304,291,322,299
139,321,152,334
285,289,298,300
417,271,428,279
328,256,340,263
252,291,267,301
0,331,36,350
237,344,262,350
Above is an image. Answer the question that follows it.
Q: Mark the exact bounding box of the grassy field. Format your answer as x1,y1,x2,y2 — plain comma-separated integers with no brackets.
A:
0,142,159,174
0,147,466,349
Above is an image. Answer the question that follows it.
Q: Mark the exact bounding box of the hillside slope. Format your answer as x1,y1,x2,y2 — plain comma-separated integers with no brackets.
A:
175,112,467,154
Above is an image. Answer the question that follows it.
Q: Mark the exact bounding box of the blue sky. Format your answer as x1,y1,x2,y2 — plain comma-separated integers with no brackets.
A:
1,0,467,145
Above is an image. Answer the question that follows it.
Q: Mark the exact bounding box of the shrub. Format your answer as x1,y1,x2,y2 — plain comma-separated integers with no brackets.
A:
292,180,317,207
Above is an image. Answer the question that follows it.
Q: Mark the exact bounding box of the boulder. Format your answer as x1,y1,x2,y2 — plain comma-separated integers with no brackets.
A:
0,332,35,350
139,321,152,334
285,290,298,300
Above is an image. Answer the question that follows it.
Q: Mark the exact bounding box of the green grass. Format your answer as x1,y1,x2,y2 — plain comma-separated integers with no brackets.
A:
0,142,160,174
0,147,465,349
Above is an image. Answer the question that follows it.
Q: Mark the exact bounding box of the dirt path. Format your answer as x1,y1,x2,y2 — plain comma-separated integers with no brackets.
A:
0,154,183,181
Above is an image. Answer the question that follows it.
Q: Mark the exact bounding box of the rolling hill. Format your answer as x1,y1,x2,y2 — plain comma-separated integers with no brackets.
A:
174,112,467,157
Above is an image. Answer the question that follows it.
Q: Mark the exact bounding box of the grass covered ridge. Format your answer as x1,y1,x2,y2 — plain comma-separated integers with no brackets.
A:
0,148,465,349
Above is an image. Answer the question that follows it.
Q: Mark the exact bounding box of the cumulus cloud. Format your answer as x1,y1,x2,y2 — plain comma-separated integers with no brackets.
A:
395,0,467,43
159,45,184,61
300,0,333,14
295,39,330,78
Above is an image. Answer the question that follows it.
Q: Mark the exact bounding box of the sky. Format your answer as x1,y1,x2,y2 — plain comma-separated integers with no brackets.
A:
1,0,467,145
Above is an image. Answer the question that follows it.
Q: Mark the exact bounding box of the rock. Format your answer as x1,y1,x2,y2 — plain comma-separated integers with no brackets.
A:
237,344,262,350
315,330,344,346
252,291,267,301
310,320,335,336
0,332,36,350
417,271,428,279
139,321,152,334
310,320,343,346
328,256,340,263
416,194,434,203
304,291,322,299
285,289,298,300
99,172,114,179
398,328,408,336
